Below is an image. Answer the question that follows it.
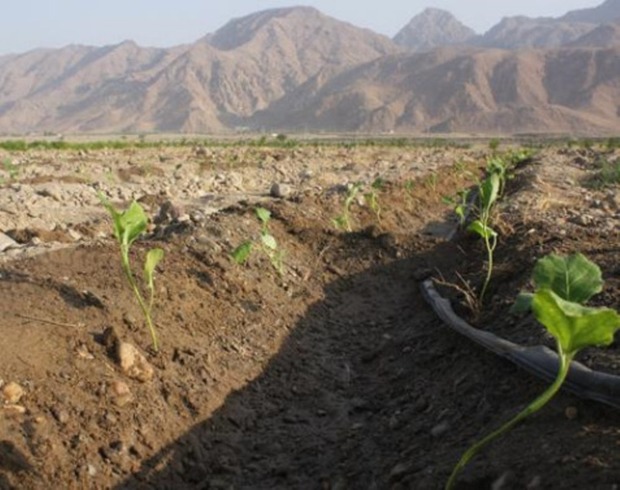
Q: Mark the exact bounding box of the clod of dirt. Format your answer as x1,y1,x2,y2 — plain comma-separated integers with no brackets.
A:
117,343,154,382
110,380,133,407
2,405,26,417
2,381,24,404
102,326,154,382
270,182,292,198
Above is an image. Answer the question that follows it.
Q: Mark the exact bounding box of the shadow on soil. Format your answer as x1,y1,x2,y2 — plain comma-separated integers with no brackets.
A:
114,234,526,490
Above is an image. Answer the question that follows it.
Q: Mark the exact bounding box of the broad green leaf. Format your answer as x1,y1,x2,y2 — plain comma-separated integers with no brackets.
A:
480,173,500,211
467,220,497,239
231,241,253,264
255,207,271,225
532,289,620,355
119,201,148,246
100,195,147,247
510,292,534,314
144,248,164,291
261,233,278,250
533,253,603,303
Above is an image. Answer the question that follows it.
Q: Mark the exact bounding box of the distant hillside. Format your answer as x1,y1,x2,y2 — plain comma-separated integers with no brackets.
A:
0,3,619,136
0,7,399,133
250,46,620,135
393,8,475,51
562,0,620,23
569,20,620,47
476,16,594,49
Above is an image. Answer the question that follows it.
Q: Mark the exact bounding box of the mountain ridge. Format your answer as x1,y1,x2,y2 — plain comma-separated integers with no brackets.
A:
0,2,619,135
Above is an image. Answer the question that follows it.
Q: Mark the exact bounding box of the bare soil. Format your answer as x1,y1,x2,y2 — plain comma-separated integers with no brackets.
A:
0,143,620,490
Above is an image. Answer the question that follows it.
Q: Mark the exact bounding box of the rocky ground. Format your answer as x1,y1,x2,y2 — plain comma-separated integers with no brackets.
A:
0,141,620,489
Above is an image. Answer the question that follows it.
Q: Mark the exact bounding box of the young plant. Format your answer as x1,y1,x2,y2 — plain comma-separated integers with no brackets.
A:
467,172,500,301
2,158,19,181
486,156,508,196
332,182,362,232
447,254,620,489
442,188,470,226
231,207,284,275
100,195,164,352
365,177,384,225
424,172,438,193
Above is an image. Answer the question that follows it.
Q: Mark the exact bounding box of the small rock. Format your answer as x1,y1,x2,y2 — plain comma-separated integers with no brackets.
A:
118,342,154,382
270,182,292,198
430,421,450,437
492,470,516,490
52,407,70,424
110,380,133,407
0,232,19,252
2,382,25,404
565,406,578,420
389,462,409,481
527,475,542,489
3,405,26,417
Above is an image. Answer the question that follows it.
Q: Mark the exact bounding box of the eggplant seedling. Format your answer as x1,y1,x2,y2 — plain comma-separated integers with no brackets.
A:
467,172,500,301
100,195,164,352
332,182,362,232
231,207,284,275
447,254,620,489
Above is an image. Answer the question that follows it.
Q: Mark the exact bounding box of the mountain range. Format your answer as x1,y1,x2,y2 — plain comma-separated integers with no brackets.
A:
2,0,620,136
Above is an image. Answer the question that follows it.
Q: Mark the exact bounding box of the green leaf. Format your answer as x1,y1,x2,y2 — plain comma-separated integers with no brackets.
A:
532,289,620,355
533,253,603,303
144,248,164,291
100,195,147,247
480,173,500,211
510,292,534,315
120,202,148,246
231,241,253,264
371,177,384,190
261,233,278,250
255,207,271,225
467,220,497,239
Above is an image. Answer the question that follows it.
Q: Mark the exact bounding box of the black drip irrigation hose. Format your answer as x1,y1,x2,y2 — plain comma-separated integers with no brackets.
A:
421,166,620,409
421,279,620,409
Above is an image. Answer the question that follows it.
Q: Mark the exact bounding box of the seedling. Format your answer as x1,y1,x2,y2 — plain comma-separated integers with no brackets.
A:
442,189,470,226
365,177,384,225
447,254,620,489
486,156,508,196
231,207,284,275
2,158,19,181
100,195,164,352
332,182,362,232
424,172,438,193
467,172,500,301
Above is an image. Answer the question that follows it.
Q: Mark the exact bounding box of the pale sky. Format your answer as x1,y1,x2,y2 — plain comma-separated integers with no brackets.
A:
0,0,603,55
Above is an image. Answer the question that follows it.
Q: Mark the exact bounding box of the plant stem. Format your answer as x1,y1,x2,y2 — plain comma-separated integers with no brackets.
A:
121,252,159,352
479,233,496,302
446,347,573,490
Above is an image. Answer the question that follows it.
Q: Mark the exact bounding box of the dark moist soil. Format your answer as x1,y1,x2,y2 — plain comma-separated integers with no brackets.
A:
1,156,620,490
440,150,620,378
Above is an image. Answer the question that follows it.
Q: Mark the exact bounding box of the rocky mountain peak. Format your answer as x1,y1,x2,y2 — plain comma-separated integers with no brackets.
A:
208,6,323,50
393,7,476,51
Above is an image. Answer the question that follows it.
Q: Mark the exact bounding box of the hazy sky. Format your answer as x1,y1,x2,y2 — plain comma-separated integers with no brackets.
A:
0,0,603,55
